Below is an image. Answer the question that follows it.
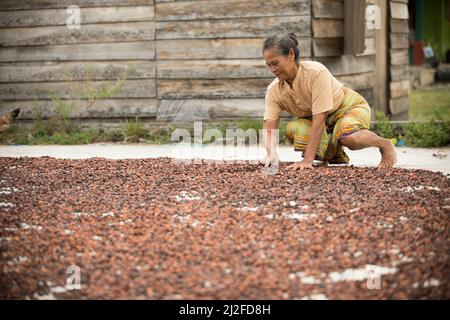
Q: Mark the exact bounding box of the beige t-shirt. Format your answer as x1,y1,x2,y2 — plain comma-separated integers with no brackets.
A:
264,60,345,121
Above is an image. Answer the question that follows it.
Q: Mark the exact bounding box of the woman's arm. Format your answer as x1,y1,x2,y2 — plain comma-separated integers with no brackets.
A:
303,112,326,162
262,118,280,167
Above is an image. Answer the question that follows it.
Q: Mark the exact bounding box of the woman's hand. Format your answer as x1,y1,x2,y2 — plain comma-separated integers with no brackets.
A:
287,160,313,170
261,119,280,168
260,152,280,168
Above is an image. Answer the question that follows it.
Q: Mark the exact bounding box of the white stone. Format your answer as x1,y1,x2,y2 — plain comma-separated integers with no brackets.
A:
294,272,322,285
283,213,317,221
21,223,31,230
423,279,440,288
0,202,14,207
101,211,115,217
190,220,200,228
50,286,68,294
328,265,397,282
175,191,201,202
240,206,258,212
399,185,441,193
0,187,19,194
300,293,329,300
33,293,56,300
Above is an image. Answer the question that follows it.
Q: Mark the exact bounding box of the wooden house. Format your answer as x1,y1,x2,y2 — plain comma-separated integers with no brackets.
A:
0,0,410,126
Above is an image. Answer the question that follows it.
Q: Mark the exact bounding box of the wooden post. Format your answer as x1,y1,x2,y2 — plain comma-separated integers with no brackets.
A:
389,0,410,120
374,0,388,115
344,0,366,54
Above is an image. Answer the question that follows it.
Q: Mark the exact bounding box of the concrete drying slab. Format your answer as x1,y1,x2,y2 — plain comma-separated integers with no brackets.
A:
0,144,449,175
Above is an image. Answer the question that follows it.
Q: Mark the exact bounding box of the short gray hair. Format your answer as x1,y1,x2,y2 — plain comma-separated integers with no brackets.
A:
263,33,300,63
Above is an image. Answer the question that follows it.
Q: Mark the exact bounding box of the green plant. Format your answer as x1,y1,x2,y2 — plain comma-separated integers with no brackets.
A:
0,126,29,145
30,95,77,137
123,116,148,142
236,118,263,132
101,129,125,143
374,111,395,139
403,120,450,148
49,93,78,134
147,126,174,144
218,119,260,145
78,64,133,106
24,65,133,144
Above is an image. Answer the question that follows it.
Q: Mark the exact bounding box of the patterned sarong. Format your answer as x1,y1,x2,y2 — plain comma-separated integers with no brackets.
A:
285,87,371,164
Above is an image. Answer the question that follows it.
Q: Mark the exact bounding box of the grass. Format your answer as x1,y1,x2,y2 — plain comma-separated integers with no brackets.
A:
0,63,138,145
123,116,148,143
403,121,450,148
3,115,449,148
373,88,450,147
0,126,125,145
409,87,450,122
0,118,293,146
375,112,395,139
206,118,290,145
3,84,448,147
402,86,450,147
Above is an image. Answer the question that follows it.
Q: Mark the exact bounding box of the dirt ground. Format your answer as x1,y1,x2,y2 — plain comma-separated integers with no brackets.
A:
0,157,448,299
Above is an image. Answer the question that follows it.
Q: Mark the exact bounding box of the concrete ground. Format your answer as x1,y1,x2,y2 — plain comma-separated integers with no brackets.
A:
0,144,449,175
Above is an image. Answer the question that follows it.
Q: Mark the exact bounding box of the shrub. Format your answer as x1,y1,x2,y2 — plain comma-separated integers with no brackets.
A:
123,116,148,142
374,111,395,139
403,120,450,148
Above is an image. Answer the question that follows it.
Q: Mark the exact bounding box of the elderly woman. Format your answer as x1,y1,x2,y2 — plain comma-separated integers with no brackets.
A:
262,33,397,170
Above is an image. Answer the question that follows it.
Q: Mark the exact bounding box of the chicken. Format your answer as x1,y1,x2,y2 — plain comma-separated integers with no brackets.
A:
0,108,20,133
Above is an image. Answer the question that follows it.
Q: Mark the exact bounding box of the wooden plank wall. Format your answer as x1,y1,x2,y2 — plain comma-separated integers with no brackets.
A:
312,0,377,110
154,0,311,121
0,0,408,123
0,0,157,120
0,0,311,122
388,0,410,120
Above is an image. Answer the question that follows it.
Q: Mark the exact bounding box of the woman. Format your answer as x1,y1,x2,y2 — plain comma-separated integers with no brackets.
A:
261,33,397,170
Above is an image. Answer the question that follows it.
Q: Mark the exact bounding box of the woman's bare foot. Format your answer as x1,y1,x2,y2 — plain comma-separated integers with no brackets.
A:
378,139,397,167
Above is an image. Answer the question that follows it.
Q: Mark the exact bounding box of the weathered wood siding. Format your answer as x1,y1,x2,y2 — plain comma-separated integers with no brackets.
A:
0,0,157,120
388,0,410,120
312,0,378,113
0,0,311,122
154,0,311,121
312,0,410,119
0,0,407,122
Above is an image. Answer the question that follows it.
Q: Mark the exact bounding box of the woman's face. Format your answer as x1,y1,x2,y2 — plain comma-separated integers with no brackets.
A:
263,47,296,82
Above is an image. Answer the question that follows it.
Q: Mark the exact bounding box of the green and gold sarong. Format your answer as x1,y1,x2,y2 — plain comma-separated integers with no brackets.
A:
285,87,371,164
